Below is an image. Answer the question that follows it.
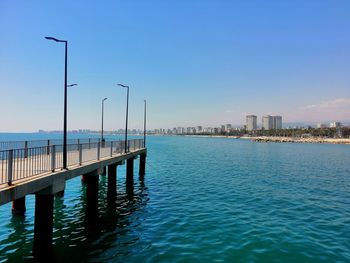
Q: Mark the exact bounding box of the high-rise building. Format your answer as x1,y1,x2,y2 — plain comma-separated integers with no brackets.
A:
246,115,257,131
330,122,341,128
272,116,282,129
317,123,327,129
262,115,273,130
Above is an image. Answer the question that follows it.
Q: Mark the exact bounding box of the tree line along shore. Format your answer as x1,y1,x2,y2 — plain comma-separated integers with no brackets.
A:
149,127,350,144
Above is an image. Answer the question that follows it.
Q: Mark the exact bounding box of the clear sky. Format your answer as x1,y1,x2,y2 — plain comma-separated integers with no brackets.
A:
0,0,349,132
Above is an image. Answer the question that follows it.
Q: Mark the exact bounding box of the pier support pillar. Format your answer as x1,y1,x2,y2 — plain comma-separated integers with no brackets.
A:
126,158,134,187
139,153,146,176
12,196,26,216
33,193,54,260
99,166,107,176
107,163,117,201
56,190,64,197
85,170,99,224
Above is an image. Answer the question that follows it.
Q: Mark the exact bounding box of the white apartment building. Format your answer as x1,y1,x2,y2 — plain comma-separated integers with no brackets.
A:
261,115,282,130
330,122,341,128
317,123,327,129
246,115,257,131
272,116,282,129
262,115,273,130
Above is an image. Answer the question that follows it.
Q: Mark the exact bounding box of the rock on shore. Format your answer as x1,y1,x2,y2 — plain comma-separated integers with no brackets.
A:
245,136,350,144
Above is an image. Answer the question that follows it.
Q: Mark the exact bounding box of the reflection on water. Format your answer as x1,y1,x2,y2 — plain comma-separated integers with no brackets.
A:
0,168,148,263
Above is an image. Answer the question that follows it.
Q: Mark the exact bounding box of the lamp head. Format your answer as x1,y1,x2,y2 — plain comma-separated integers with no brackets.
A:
117,83,129,88
45,36,66,43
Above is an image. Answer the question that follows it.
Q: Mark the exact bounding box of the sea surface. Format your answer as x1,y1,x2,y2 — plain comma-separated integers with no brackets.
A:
0,133,349,262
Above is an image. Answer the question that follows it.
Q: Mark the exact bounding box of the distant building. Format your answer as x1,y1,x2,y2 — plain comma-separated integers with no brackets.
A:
317,123,327,129
272,116,282,129
246,115,257,131
262,115,273,130
225,124,232,131
196,126,203,133
330,122,341,128
204,127,214,134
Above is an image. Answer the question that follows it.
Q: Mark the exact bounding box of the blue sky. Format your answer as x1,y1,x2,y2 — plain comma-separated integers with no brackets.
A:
0,0,349,131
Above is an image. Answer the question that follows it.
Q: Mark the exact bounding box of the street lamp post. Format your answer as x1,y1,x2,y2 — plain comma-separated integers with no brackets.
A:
101,98,108,146
117,84,129,153
45,36,70,169
143,100,146,148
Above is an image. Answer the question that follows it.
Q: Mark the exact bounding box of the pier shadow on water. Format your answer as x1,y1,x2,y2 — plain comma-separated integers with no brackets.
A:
0,171,149,263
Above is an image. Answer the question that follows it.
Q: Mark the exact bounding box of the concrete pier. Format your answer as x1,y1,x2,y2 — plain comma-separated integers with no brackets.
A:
126,158,134,187
99,166,107,176
0,141,146,258
139,153,146,176
107,163,117,201
56,190,64,197
85,170,99,225
12,196,26,215
33,193,54,260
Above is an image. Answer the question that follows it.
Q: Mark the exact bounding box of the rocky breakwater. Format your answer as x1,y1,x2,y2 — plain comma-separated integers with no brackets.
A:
249,136,350,144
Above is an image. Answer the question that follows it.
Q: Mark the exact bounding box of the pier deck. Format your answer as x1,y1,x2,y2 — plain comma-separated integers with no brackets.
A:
0,139,146,205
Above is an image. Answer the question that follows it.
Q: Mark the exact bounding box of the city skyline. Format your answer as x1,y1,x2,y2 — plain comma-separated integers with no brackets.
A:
36,117,345,135
1,1,349,132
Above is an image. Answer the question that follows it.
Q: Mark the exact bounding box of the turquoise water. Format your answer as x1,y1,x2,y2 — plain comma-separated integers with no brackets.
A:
0,134,349,262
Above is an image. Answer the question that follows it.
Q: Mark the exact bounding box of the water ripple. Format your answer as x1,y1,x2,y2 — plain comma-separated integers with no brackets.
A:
0,137,349,262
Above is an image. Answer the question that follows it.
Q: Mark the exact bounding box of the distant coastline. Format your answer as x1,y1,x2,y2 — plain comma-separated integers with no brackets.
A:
246,136,350,144
149,134,350,144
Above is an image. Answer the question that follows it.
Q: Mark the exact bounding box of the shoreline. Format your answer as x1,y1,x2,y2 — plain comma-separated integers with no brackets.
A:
148,134,350,144
242,136,350,144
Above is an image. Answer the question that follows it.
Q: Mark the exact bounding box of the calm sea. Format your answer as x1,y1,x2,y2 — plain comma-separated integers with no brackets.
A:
0,133,349,262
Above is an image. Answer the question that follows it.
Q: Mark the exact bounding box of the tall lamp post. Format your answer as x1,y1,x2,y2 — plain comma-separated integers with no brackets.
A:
45,36,70,169
101,98,108,145
117,84,129,153
143,100,146,148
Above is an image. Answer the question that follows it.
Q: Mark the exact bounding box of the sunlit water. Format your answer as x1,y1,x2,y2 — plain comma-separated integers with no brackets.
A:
0,134,349,262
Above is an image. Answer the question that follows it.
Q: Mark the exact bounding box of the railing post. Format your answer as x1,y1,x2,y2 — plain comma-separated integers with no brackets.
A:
24,141,28,158
47,140,50,155
110,141,113,157
51,145,56,172
97,141,100,160
79,144,82,165
88,138,91,149
77,139,80,145
7,150,13,185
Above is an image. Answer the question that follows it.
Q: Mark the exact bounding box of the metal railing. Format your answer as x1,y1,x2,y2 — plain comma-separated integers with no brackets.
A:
0,138,102,151
0,139,144,186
